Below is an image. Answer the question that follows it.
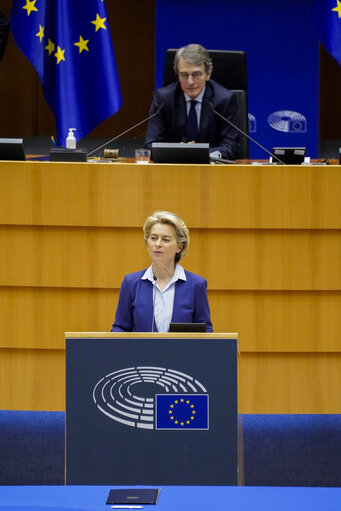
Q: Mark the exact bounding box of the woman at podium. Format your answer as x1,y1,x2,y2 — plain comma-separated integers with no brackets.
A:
111,210,213,332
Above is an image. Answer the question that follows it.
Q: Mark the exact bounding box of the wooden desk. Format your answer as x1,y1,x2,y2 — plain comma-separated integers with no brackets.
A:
0,160,340,412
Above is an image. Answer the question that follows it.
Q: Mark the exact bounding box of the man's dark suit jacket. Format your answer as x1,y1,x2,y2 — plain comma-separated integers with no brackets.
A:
0,11,9,62
144,79,240,160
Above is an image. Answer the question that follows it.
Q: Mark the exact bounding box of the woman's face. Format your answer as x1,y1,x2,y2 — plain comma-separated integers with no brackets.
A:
147,223,182,269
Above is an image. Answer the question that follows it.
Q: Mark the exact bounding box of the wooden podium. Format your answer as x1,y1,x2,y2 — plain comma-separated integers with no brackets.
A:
65,332,239,485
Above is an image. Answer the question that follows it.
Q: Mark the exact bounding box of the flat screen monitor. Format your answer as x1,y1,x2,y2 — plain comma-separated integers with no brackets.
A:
169,322,206,333
152,142,210,164
272,147,305,164
0,138,25,161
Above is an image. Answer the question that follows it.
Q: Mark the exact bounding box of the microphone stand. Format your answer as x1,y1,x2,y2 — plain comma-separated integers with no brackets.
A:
151,274,157,333
210,102,286,165
88,103,164,157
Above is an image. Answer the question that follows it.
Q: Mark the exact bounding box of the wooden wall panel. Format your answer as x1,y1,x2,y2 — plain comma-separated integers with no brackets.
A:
0,287,118,350
0,348,65,411
0,162,340,228
1,226,340,290
239,353,341,413
1,288,340,352
210,290,341,351
0,161,340,412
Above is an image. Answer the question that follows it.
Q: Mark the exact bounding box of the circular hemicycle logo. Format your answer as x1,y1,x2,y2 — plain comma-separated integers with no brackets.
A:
93,366,208,430
268,110,307,133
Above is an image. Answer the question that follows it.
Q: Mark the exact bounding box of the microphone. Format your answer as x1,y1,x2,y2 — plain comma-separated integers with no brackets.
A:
209,102,285,165
88,103,164,157
151,273,157,333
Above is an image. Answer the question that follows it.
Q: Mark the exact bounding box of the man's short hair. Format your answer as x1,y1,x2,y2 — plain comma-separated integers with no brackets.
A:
174,44,213,75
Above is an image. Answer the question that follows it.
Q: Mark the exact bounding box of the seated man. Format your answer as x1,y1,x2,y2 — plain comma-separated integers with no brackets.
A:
144,44,240,160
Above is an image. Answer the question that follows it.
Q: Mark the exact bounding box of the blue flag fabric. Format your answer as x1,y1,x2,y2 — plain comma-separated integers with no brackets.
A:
10,0,122,146
156,394,209,430
312,0,341,67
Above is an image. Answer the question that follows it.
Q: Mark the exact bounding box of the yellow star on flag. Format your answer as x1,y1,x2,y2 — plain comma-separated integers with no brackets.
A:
23,0,38,16
54,46,66,64
36,25,44,43
74,36,89,53
91,13,107,31
332,0,341,18
45,39,55,56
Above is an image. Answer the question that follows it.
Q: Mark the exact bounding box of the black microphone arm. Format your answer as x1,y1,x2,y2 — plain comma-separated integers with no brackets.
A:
88,103,164,157
209,102,285,165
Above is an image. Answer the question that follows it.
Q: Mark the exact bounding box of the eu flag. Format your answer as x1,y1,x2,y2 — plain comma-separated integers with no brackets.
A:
312,0,341,67
156,394,209,430
10,0,122,146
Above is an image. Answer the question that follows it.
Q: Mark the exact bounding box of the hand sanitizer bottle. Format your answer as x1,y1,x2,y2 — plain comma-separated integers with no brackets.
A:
66,128,76,149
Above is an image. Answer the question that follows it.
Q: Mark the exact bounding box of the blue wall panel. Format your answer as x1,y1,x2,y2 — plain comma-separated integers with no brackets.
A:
155,0,319,158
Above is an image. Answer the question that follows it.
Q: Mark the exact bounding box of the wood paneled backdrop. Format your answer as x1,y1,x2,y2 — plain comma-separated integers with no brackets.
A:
0,160,340,413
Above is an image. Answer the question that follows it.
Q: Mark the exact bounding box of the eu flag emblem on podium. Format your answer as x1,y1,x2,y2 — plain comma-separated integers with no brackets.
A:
10,0,122,146
156,394,209,430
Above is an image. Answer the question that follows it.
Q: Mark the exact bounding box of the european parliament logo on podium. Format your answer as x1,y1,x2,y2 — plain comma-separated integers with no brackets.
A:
66,334,238,485
93,366,209,431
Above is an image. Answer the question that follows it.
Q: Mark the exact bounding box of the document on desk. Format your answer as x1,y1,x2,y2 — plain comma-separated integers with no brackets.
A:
106,488,160,505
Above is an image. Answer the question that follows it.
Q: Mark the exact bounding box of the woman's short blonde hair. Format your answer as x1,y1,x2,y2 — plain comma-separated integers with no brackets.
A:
143,210,190,264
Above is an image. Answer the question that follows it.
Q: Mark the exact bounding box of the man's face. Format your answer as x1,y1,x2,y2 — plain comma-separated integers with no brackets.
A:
177,57,212,99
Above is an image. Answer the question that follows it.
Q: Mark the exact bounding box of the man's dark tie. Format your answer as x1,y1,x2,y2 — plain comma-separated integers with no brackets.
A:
186,100,199,142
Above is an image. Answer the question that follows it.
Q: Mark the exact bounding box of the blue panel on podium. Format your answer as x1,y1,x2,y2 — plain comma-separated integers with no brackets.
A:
65,335,238,485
